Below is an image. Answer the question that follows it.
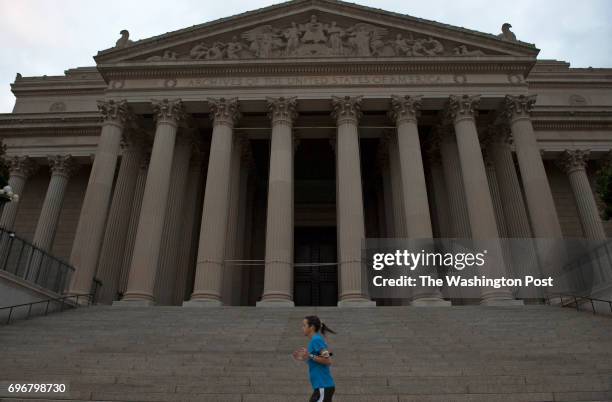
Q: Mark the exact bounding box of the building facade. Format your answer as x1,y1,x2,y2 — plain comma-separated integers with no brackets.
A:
1,0,611,307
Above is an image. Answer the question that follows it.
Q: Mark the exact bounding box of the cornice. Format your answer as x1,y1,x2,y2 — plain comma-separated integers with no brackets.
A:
97,56,536,81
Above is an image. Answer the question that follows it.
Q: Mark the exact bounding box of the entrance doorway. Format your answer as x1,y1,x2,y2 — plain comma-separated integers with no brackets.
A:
294,226,338,306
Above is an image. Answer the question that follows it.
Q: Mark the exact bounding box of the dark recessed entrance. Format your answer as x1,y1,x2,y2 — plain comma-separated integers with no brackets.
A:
294,226,338,306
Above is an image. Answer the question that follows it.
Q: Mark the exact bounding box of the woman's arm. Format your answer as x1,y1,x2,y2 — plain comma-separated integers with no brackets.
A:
310,349,332,366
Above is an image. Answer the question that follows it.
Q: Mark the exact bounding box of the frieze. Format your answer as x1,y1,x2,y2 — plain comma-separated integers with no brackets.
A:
141,14,495,61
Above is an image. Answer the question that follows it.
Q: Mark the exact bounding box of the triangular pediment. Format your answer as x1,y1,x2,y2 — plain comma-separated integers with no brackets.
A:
94,0,539,65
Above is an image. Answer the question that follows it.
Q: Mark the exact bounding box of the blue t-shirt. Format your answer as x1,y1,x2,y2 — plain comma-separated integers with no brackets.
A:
307,333,335,389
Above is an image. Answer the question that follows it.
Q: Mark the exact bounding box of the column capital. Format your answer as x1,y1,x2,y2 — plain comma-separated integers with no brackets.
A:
331,95,362,125
97,99,133,128
445,94,480,124
208,97,241,128
559,149,590,174
503,94,537,122
151,98,186,127
266,96,298,126
8,156,38,179
48,154,77,178
389,94,422,125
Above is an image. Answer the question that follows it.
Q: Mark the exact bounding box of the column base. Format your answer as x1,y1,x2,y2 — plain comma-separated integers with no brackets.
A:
183,299,223,307
112,299,155,307
479,298,525,306
337,298,377,307
256,299,295,307
411,298,452,307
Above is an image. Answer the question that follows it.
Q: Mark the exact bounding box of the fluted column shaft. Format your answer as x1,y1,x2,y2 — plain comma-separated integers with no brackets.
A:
221,135,244,305
186,97,240,306
332,95,375,306
95,137,144,304
447,95,518,304
388,135,407,237
118,155,149,296
489,132,533,238
390,95,447,305
0,156,38,230
154,131,194,305
561,150,606,240
68,100,131,296
504,95,563,239
118,99,185,305
173,149,206,305
437,127,471,238
259,97,297,306
33,155,76,251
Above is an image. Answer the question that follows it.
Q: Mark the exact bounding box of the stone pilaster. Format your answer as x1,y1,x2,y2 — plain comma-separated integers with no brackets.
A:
154,129,196,305
186,97,241,306
95,130,147,304
560,150,606,240
117,99,185,305
258,96,297,306
503,95,563,239
389,95,448,305
68,100,132,297
446,95,521,305
0,156,38,230
331,95,375,307
424,144,451,238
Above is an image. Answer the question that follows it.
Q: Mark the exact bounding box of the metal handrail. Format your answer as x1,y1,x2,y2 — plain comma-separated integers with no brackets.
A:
546,292,612,316
0,227,76,293
0,292,96,325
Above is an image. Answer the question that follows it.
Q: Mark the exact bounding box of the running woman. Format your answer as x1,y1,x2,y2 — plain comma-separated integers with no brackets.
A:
292,315,336,402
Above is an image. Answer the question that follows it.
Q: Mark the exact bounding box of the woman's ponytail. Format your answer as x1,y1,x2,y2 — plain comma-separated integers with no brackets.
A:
320,322,336,336
305,315,336,336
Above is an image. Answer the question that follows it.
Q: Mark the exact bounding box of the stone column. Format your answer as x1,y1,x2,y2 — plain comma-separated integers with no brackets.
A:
388,134,407,237
389,95,448,305
503,95,563,239
95,130,146,304
425,146,451,238
560,150,606,240
116,99,185,305
0,156,38,230
185,97,241,306
435,125,472,238
68,100,131,296
488,126,533,239
221,134,246,305
154,129,195,305
173,147,206,305
258,96,297,307
118,153,150,297
376,133,395,237
446,94,521,305
32,155,76,251
332,95,375,307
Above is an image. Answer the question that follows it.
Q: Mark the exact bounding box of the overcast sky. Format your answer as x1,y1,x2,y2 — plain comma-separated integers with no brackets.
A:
1,0,611,113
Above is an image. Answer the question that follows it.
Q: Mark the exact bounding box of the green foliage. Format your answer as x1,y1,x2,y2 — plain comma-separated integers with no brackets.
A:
595,161,612,221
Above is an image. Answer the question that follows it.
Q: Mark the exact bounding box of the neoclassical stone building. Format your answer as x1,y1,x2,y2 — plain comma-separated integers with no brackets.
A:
1,0,611,307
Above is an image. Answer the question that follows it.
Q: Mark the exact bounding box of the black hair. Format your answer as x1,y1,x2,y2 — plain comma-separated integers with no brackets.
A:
304,315,336,336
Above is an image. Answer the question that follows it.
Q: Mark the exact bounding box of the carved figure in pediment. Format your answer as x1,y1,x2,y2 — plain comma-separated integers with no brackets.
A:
146,50,178,61
453,45,485,56
226,36,243,59
243,25,283,58
190,42,209,59
206,42,225,59
346,23,387,56
391,33,415,56
326,21,345,54
300,15,327,44
412,37,444,56
283,22,301,56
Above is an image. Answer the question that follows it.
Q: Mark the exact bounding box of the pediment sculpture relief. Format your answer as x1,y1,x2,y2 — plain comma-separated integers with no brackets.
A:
144,14,492,62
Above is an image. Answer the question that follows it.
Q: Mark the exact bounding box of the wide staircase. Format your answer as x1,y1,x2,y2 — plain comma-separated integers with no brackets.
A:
1,305,612,402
